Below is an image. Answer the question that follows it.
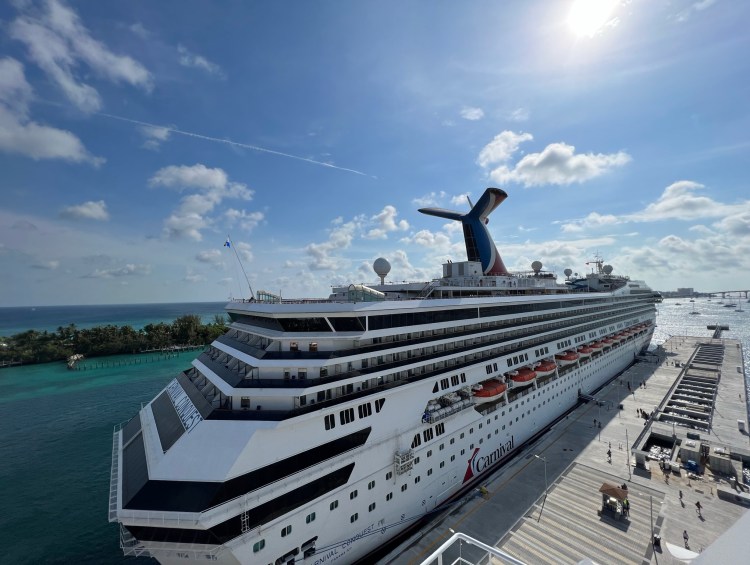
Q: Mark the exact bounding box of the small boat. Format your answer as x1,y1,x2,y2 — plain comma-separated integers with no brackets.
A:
508,367,537,383
577,347,594,359
554,351,579,366
589,342,604,351
533,360,557,376
472,378,507,402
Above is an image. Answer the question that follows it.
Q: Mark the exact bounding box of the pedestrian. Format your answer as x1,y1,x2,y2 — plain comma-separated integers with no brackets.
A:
593,418,597,428
679,490,683,500
627,382,631,391
609,442,612,449
683,530,689,548
607,448,612,462
695,501,702,517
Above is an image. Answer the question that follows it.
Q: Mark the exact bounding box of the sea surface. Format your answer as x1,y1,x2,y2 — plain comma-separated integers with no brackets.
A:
0,298,748,564
0,302,228,337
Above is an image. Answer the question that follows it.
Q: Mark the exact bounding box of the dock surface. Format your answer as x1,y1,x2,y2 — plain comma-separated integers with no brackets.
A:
382,336,750,564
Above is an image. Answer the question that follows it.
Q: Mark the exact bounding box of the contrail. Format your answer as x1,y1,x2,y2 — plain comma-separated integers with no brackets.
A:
96,111,372,177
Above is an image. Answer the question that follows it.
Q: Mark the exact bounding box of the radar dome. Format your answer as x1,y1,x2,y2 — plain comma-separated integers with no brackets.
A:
564,268,573,277
531,261,542,273
373,257,391,284
603,264,613,275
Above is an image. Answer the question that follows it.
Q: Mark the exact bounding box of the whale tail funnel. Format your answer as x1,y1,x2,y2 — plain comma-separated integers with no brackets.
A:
419,188,509,276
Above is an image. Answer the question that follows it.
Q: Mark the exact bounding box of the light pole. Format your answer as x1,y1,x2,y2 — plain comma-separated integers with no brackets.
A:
535,454,548,522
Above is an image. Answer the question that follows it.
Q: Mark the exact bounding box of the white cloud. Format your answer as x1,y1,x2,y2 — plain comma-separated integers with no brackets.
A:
365,205,409,239
31,260,60,270
60,200,109,221
487,142,631,187
234,241,253,263
83,263,151,278
716,211,750,236
626,181,731,222
177,44,225,77
128,22,149,39
149,164,254,241
10,0,152,113
508,107,530,122
0,57,103,164
140,125,171,150
225,209,265,232
305,218,360,270
400,229,452,250
676,0,717,22
460,106,484,121
560,211,620,233
450,193,472,207
412,191,447,207
184,271,206,283
477,131,533,168
196,249,223,265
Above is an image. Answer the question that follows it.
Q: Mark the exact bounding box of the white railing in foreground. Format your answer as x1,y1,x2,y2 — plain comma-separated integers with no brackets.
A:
418,531,527,565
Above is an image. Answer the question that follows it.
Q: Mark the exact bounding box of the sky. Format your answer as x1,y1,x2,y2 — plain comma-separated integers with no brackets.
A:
1,0,749,307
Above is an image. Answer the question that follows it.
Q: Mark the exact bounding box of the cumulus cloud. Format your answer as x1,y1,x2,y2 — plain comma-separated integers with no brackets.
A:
305,218,360,270
487,142,631,187
626,181,731,222
196,249,223,265
400,229,452,250
460,106,484,121
450,193,472,207
560,212,620,233
140,125,171,150
0,57,103,164
412,191,447,207
177,44,225,77
59,200,109,221
10,0,152,113
225,209,265,232
184,271,206,283
477,131,534,168
365,205,409,239
149,164,253,241
82,263,151,278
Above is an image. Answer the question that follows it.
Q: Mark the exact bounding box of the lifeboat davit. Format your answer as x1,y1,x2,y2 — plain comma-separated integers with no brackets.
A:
509,367,537,383
472,378,508,403
577,346,594,359
533,360,557,377
554,351,579,366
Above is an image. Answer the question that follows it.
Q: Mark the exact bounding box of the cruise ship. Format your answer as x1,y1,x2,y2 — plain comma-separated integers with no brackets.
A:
109,188,658,565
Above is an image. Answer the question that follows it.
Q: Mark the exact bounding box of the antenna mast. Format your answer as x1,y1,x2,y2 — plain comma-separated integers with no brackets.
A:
226,235,255,299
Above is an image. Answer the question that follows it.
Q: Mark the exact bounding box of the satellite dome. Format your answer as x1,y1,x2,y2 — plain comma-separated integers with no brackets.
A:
373,257,391,284
603,264,614,275
564,268,573,277
531,261,543,273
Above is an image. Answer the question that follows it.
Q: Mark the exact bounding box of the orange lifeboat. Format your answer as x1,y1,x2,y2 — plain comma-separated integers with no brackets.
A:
534,360,557,377
577,346,594,359
473,378,508,403
589,341,604,351
509,367,537,383
554,351,579,366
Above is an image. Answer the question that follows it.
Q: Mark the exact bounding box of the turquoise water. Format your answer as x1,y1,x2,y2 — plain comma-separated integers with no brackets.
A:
0,299,747,564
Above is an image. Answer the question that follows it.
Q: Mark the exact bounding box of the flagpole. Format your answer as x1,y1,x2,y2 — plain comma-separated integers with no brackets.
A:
226,235,255,300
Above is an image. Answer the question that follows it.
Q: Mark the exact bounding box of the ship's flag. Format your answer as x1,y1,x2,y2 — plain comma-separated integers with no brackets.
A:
224,239,231,248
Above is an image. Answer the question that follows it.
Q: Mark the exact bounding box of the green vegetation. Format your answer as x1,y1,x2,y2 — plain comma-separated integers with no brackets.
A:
0,314,228,365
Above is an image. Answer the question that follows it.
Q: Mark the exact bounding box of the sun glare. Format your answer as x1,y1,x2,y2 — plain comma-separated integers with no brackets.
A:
567,0,618,38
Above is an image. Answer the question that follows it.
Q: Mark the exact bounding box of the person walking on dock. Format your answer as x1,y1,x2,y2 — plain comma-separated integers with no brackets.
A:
695,501,702,517
607,448,612,463
683,530,689,548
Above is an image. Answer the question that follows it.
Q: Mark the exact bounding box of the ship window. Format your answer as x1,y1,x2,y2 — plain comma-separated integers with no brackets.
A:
281,525,292,537
386,471,392,480
358,403,373,419
439,443,444,451
415,476,421,484
507,360,512,367
339,408,355,425
253,539,265,553
461,449,465,455
451,455,456,462
368,481,375,490
324,414,335,430
330,500,338,511
427,449,432,457
432,382,439,393
440,461,445,468
350,490,358,500
411,434,422,448
375,398,386,412
369,503,376,512
427,469,433,476
351,513,358,523
241,397,250,409
290,342,298,352
306,512,316,523
450,438,455,445
401,484,408,492
460,433,465,439
461,373,466,383
386,492,393,501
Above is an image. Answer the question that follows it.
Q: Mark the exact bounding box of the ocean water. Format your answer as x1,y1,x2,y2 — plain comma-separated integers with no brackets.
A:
0,299,747,564
0,302,228,337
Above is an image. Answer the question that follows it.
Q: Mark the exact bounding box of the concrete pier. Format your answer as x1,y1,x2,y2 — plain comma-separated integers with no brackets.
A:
382,336,749,565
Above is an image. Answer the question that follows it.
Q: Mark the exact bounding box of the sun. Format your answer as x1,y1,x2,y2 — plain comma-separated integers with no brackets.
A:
567,0,618,38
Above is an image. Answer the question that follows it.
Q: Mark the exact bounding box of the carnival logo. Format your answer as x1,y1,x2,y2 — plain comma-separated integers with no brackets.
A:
462,436,515,483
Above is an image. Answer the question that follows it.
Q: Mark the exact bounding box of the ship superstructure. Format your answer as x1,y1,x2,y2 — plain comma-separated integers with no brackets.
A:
109,188,657,565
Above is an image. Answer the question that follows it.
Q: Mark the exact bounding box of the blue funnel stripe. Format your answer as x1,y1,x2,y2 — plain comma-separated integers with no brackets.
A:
419,188,509,275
